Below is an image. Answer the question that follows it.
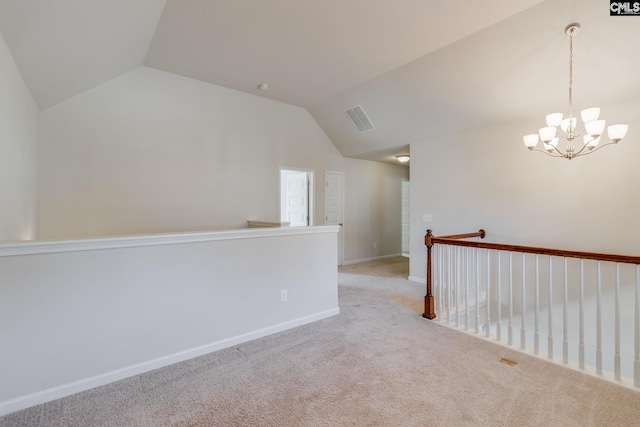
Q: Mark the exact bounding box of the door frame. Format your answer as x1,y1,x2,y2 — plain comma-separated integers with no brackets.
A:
401,179,410,257
279,166,314,226
324,170,345,265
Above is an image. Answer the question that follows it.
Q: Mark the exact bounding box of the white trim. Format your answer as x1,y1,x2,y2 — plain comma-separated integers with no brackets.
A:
0,226,340,257
0,307,340,417
408,275,427,284
324,170,345,265
342,253,401,266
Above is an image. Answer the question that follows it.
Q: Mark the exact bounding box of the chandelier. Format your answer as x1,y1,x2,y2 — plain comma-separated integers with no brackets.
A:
523,23,628,159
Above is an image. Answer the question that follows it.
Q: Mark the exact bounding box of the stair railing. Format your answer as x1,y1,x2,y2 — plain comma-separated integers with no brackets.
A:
424,228,640,389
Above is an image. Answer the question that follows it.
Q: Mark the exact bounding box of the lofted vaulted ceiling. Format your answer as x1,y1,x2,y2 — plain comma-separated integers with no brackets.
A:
1,0,638,163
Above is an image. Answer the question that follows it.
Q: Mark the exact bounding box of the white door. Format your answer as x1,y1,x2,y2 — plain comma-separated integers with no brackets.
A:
324,171,344,265
401,180,410,256
280,168,314,226
285,171,309,226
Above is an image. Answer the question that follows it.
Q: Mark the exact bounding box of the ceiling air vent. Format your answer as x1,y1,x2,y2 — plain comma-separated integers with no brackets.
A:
345,105,375,133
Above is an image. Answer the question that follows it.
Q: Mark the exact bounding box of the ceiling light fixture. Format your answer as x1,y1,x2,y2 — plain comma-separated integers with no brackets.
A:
396,155,410,163
523,23,628,160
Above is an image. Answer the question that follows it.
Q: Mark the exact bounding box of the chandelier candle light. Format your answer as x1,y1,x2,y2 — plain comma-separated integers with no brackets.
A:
523,23,628,159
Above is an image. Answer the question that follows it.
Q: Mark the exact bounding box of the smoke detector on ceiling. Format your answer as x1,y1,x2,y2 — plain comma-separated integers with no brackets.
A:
345,105,375,133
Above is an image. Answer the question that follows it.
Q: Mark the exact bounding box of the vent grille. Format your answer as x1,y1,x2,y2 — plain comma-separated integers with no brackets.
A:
345,105,375,133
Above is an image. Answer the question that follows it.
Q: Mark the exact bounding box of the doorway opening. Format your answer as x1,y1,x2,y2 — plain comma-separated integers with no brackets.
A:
280,168,314,226
401,180,410,257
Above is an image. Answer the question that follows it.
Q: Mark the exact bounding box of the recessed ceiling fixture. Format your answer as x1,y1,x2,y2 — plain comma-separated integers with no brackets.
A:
396,155,410,163
258,83,270,90
523,23,628,160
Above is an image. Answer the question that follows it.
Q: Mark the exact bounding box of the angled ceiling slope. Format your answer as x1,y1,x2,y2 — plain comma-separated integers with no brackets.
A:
7,1,626,166
0,0,167,110
144,0,545,109
309,0,640,159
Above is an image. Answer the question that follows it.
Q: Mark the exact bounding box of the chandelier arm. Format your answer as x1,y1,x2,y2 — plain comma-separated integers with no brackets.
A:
555,125,585,141
572,126,585,140
571,141,592,157
573,141,618,157
556,128,568,139
528,147,567,158
550,144,568,157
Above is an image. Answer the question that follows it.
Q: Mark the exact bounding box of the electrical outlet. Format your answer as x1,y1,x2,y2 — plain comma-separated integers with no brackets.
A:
280,289,288,302
373,242,377,249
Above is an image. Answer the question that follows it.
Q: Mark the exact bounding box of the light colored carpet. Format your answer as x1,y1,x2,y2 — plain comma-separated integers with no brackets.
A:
339,256,409,278
2,259,640,426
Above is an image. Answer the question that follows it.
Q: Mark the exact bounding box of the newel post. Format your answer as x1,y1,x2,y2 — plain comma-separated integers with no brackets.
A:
423,229,437,319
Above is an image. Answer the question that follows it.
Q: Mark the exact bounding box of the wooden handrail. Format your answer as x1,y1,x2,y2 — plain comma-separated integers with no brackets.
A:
422,228,640,320
431,236,640,265
426,229,485,244
423,229,482,319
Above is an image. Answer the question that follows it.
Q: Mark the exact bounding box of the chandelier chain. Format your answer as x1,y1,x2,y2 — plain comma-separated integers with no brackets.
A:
568,27,573,121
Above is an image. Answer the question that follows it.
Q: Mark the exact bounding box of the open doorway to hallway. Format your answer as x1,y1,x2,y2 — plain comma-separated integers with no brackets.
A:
338,256,408,278
401,180,409,257
280,168,314,226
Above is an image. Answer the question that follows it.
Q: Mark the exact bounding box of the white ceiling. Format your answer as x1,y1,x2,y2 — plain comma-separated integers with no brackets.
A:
0,0,167,110
1,0,638,163
310,0,640,159
144,0,544,108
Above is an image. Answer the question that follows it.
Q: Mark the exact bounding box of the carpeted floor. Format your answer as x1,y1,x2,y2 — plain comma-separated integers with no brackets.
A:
2,257,640,426
339,256,409,278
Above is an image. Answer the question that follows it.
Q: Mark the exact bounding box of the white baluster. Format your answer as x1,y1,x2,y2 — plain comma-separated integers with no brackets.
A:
442,245,447,324
596,261,602,375
534,255,540,354
563,258,568,364
635,264,639,387
509,252,513,346
433,245,439,317
486,250,491,338
447,245,452,324
521,254,526,350
465,246,470,331
455,246,460,328
579,259,585,369
436,245,442,323
615,263,621,381
476,248,480,334
497,252,502,342
438,245,446,322
548,257,554,360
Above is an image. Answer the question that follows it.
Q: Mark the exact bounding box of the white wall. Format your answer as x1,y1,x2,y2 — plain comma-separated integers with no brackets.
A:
344,159,408,262
409,97,640,281
0,227,339,415
39,67,344,238
38,66,406,262
0,32,39,241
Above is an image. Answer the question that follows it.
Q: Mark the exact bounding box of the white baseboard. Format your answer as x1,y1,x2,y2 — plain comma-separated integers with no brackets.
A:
408,276,426,284
342,253,402,266
0,307,340,417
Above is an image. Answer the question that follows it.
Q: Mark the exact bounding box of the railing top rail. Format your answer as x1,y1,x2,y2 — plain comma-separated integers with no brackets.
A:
425,229,640,265
436,229,486,241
